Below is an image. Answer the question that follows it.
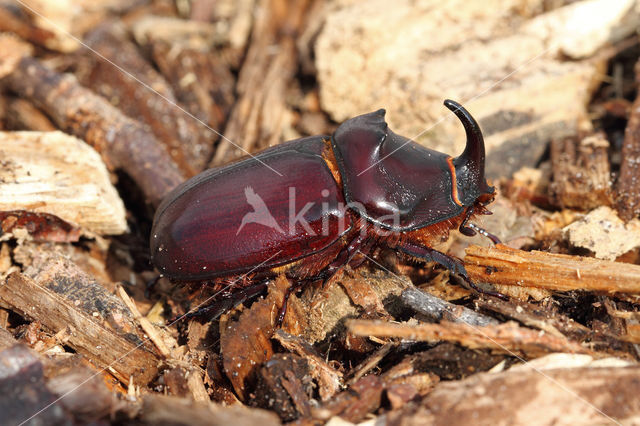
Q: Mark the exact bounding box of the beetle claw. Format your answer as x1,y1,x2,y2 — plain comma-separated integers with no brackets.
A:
464,277,508,301
467,223,502,245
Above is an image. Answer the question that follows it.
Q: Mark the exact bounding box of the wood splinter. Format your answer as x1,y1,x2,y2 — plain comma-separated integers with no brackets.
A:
465,244,640,294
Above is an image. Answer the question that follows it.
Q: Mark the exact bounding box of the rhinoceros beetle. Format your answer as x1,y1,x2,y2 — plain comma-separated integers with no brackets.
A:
151,99,501,323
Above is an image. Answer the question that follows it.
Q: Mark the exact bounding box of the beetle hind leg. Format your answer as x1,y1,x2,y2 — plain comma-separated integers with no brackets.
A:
173,279,271,323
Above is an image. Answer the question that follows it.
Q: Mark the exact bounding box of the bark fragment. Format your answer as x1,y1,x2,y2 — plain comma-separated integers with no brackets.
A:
2,55,185,206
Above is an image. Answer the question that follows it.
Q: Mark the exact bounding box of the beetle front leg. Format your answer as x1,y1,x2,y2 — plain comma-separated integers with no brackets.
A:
396,242,506,300
459,206,502,245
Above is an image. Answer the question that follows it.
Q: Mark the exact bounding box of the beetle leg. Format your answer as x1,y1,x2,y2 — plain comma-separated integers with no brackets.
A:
458,206,477,237
175,279,271,323
318,233,371,284
276,279,304,326
396,242,507,300
276,234,373,326
144,275,162,299
466,223,502,245
459,206,502,245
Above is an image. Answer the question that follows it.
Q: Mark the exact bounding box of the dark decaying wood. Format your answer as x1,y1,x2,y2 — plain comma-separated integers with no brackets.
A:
474,297,591,340
312,375,384,423
273,329,343,401
2,55,185,206
0,271,160,385
253,353,312,421
0,344,73,425
617,59,640,221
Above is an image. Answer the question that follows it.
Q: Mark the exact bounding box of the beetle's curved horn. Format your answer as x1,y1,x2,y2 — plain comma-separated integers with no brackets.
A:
444,99,492,203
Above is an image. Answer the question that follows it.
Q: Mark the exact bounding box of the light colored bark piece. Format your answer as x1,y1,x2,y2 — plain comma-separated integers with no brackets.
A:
140,394,281,426
16,0,143,52
0,33,32,79
0,326,16,350
563,206,640,260
0,131,127,235
525,0,635,59
316,0,639,176
347,319,589,358
465,244,640,293
394,363,640,425
132,15,228,49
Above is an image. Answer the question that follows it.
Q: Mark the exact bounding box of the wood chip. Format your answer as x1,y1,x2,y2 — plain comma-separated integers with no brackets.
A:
474,297,590,340
550,133,613,210
402,287,498,327
1,55,185,206
211,0,312,165
0,344,73,425
273,329,343,401
116,284,171,358
4,97,56,131
79,23,215,176
312,375,384,423
0,131,126,235
140,394,281,426
0,272,160,385
347,319,590,358
616,59,640,220
465,244,640,293
563,206,640,260
220,276,306,400
0,326,16,351
389,364,640,425
254,353,312,421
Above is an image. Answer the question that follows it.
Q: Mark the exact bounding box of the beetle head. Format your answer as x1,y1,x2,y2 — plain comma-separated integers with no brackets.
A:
444,99,494,207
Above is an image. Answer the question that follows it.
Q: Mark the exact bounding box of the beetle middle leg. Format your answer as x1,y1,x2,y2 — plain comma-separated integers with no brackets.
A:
276,233,374,326
396,242,506,300
317,233,373,285
175,278,271,323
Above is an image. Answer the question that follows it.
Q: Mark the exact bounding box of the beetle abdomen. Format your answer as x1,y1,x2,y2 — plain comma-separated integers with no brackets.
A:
151,137,351,281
